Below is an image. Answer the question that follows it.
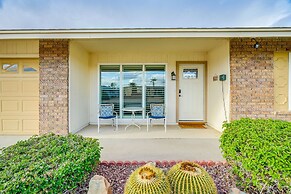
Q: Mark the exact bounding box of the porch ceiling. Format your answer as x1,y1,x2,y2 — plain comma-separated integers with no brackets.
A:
74,38,226,53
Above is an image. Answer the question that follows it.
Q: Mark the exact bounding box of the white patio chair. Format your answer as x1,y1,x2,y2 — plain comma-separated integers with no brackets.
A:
147,104,167,132
97,104,118,133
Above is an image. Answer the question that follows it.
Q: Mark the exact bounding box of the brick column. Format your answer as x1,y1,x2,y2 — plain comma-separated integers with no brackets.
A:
230,38,291,121
39,39,69,135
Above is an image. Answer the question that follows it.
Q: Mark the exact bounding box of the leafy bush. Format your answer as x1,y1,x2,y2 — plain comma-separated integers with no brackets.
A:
220,118,291,193
0,133,102,193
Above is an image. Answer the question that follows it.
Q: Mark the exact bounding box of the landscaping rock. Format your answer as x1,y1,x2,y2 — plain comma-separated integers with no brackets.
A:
87,175,112,194
73,161,235,194
229,188,246,194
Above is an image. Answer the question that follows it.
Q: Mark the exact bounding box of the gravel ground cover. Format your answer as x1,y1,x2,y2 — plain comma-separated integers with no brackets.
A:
71,160,235,194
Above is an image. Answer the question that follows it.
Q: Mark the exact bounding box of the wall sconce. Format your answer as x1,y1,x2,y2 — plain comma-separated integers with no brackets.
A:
171,71,176,80
251,38,260,49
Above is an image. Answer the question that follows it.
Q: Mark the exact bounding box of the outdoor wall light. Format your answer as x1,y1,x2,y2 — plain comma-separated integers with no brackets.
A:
171,71,176,80
251,38,260,49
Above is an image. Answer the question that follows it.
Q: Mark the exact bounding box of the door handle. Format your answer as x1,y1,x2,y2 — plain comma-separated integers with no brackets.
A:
179,89,181,94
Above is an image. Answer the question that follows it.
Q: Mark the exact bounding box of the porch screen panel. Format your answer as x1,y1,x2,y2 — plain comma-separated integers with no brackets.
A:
122,65,143,118
100,65,120,114
145,65,165,113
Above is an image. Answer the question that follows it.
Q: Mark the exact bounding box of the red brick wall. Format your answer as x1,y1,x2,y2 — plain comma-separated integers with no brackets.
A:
230,38,291,121
39,39,69,135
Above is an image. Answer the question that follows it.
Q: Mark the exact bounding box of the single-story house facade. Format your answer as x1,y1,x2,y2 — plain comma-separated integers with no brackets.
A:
0,27,290,135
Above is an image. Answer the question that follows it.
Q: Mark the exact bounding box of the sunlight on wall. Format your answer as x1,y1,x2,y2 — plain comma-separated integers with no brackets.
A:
69,42,90,133
207,40,230,131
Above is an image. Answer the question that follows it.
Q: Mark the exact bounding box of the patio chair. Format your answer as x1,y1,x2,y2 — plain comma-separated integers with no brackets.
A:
147,104,166,132
97,104,118,133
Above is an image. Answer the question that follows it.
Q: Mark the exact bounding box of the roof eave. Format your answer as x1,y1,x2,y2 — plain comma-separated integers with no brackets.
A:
0,27,290,39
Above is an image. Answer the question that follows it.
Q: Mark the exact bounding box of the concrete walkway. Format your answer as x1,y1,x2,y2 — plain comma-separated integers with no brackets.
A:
99,138,224,161
0,135,31,149
79,125,224,161
0,125,225,161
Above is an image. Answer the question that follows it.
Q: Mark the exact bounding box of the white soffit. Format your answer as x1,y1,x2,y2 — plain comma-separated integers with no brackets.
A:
0,28,291,39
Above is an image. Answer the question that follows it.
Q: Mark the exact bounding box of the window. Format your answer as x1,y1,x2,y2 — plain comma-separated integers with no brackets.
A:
2,63,18,72
123,65,143,118
183,68,198,79
23,65,37,72
100,65,120,114
145,65,165,113
100,64,166,118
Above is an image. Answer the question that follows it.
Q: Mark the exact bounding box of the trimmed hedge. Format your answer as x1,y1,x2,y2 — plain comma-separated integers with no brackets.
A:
220,118,291,193
0,133,102,193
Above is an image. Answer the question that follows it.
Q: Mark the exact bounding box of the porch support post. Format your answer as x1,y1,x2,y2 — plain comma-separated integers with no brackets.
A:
39,39,69,135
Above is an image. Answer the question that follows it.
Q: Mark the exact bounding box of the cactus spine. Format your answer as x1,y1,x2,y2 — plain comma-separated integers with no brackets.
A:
168,161,217,194
124,163,171,194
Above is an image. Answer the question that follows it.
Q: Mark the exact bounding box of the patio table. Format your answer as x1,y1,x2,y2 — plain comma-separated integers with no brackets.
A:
123,107,144,130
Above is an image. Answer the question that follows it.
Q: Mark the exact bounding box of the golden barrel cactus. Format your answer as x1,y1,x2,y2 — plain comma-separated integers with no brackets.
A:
168,161,217,194
124,163,171,194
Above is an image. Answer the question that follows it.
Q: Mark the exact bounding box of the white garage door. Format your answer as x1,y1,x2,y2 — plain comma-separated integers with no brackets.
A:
0,59,39,135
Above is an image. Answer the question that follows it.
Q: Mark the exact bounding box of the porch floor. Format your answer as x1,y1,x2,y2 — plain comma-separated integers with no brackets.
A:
77,125,224,161
77,124,221,139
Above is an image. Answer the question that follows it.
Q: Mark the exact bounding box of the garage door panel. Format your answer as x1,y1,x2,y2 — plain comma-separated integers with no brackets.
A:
1,80,20,96
23,100,38,112
0,113,38,117
1,96,38,100
0,59,39,135
22,80,38,96
1,99,39,113
23,120,39,131
1,100,20,112
2,119,21,133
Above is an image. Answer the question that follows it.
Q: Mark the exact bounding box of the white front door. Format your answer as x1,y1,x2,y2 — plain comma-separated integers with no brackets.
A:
178,64,204,121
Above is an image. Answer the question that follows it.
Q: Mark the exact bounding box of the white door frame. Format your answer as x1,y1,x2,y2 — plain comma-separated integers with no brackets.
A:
176,61,207,123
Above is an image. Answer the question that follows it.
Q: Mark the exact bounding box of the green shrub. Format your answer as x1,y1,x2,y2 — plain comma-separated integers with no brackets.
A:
0,133,102,193
220,118,291,193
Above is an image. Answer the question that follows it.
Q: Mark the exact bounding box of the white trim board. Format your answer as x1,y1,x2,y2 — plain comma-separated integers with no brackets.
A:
0,28,291,39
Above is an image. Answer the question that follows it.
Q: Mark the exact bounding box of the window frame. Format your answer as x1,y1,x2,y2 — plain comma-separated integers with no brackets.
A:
23,64,38,73
1,63,19,73
98,63,167,119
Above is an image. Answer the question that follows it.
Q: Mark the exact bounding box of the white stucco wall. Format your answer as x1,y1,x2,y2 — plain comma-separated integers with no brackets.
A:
89,51,207,125
207,40,230,131
69,42,90,133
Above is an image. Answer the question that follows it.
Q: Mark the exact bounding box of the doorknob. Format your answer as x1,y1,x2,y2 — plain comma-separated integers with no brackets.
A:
179,89,181,94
